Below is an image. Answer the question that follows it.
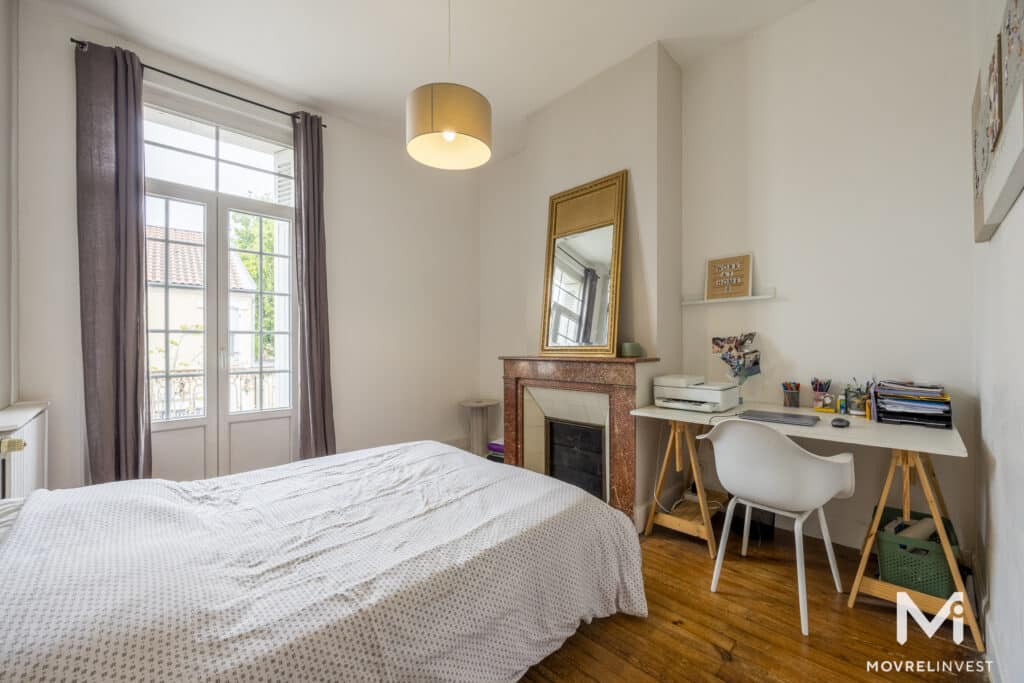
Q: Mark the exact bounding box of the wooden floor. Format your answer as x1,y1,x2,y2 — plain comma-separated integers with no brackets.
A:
525,529,987,682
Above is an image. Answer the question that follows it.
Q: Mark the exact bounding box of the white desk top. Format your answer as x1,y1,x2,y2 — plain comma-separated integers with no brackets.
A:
631,401,967,458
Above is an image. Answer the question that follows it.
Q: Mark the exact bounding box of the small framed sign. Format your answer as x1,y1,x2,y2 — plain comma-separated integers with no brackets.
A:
705,253,753,300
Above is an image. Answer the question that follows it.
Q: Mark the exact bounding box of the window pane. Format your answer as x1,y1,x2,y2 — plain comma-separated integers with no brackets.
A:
220,162,294,206
227,211,261,251
167,243,205,287
144,107,216,156
147,286,166,330
229,373,259,413
145,144,216,190
261,333,289,371
168,199,205,243
168,332,204,373
150,377,167,421
219,128,293,175
261,256,289,294
261,372,290,410
148,333,166,373
145,196,166,239
230,251,259,291
167,375,205,419
557,288,580,310
263,218,290,256
260,294,289,333
559,316,577,340
229,292,258,331
146,240,165,284
167,287,204,331
229,333,259,372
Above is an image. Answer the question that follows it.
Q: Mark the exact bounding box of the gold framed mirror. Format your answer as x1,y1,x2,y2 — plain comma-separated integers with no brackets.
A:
539,170,627,357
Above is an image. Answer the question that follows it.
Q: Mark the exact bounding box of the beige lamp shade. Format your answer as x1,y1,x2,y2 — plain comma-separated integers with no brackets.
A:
406,82,492,170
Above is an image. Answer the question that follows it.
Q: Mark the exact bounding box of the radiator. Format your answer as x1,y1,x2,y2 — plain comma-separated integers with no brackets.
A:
0,403,49,499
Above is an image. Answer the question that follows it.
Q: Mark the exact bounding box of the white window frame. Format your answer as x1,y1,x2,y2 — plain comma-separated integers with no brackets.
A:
549,262,584,345
142,94,299,475
145,181,219,428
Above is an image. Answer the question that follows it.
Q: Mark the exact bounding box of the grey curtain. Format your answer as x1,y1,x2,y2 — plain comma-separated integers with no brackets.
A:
577,267,599,344
293,112,337,459
75,42,151,482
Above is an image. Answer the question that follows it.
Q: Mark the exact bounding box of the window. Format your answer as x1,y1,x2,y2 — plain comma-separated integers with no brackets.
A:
144,106,295,205
549,265,584,345
227,211,291,412
146,195,207,420
144,105,294,422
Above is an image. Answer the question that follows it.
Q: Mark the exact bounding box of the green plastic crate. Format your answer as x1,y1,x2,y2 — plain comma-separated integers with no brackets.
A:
874,506,960,599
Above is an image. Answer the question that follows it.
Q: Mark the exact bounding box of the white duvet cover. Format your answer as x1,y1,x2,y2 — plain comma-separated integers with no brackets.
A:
0,441,646,682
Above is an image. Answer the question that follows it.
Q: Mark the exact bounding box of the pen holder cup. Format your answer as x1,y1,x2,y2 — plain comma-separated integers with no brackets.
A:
847,391,868,415
783,390,800,408
814,391,835,412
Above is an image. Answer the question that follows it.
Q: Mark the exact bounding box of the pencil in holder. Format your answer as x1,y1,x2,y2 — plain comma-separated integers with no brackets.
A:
783,389,800,408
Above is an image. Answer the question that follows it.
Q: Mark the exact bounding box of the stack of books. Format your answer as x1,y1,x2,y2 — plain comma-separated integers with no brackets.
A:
871,380,952,429
486,438,505,462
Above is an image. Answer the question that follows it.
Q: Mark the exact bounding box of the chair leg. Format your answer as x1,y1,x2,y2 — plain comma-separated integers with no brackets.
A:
818,507,842,593
711,497,739,593
794,515,809,636
741,504,753,557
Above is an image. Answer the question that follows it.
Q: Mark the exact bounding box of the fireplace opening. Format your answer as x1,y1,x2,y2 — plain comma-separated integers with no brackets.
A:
547,419,605,500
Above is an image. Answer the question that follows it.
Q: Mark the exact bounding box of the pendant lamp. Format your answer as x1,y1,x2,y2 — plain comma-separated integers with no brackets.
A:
406,1,492,170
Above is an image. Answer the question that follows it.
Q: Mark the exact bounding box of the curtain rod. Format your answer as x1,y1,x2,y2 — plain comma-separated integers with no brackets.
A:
556,243,588,271
70,38,326,129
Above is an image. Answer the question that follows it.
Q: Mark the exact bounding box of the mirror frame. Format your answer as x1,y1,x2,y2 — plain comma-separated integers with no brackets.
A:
539,170,627,357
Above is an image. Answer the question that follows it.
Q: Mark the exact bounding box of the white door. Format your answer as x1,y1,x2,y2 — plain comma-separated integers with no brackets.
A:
146,184,219,480
218,198,298,475
146,183,297,479
142,102,298,479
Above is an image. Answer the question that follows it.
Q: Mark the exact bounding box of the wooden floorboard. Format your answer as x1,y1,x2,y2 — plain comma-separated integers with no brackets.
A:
526,529,988,682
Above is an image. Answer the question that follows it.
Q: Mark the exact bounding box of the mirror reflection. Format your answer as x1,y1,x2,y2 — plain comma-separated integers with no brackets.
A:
546,224,614,347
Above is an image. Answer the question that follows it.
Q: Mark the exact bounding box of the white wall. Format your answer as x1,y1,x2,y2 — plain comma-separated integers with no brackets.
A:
680,0,978,551
656,48,683,375
972,1,1024,678
476,43,661,387
476,42,683,405
15,0,480,488
476,43,684,521
0,0,13,410
324,123,479,452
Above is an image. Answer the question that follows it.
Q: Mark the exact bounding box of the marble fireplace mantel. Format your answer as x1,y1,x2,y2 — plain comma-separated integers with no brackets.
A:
501,355,659,520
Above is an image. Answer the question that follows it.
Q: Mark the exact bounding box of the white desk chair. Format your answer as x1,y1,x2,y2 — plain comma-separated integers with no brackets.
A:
698,419,855,636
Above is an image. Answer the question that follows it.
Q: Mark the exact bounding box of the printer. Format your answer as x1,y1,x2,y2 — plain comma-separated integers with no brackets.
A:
654,374,739,413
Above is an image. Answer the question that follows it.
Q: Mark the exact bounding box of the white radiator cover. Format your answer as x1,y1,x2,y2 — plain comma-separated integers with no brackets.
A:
0,403,49,498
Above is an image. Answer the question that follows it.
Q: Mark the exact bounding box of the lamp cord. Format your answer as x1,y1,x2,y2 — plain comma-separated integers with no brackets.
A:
447,0,452,79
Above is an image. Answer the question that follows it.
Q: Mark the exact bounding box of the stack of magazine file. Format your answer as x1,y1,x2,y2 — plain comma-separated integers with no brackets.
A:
871,379,952,429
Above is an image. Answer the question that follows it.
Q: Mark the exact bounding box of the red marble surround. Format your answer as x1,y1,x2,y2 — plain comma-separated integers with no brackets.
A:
502,355,659,519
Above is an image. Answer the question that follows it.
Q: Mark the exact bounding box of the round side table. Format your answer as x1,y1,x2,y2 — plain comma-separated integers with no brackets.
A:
459,399,500,456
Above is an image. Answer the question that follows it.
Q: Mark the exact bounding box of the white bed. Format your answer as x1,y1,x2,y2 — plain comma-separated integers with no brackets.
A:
0,440,646,681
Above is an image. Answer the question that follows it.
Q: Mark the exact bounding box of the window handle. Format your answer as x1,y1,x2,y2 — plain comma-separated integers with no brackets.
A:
219,349,227,371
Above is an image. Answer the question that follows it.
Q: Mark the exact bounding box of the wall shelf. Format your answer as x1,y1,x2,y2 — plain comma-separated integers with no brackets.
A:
681,287,776,307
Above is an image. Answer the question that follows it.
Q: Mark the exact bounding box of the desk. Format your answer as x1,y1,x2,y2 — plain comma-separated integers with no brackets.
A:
631,401,983,652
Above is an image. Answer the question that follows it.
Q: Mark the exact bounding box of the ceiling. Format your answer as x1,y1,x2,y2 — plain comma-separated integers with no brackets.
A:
54,0,811,151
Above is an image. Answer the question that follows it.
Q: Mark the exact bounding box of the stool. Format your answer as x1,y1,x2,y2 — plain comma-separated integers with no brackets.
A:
459,399,499,456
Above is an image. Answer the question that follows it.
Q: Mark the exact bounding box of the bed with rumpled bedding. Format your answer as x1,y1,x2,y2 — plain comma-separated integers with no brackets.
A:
0,440,646,682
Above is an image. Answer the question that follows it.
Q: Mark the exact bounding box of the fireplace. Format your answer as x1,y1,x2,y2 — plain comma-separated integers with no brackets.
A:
502,355,660,521
548,419,605,499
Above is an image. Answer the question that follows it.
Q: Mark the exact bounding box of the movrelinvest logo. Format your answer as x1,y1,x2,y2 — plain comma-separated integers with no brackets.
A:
896,591,964,645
